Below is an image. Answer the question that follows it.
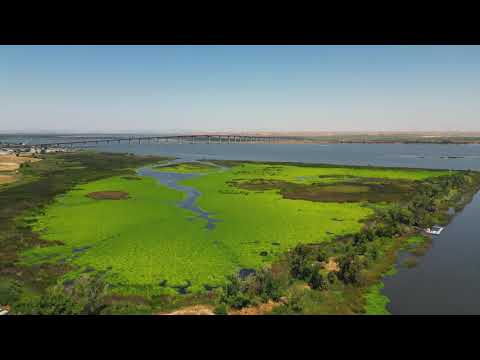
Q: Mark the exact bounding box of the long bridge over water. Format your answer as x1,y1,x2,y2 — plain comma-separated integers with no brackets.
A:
8,134,307,149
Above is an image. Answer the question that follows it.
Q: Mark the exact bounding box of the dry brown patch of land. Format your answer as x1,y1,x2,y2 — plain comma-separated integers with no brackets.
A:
324,258,339,272
0,154,41,171
159,305,215,315
0,175,16,185
228,300,281,315
86,191,129,200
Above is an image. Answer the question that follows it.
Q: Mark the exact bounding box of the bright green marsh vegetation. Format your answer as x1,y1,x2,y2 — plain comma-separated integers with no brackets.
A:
22,161,380,295
2,154,479,315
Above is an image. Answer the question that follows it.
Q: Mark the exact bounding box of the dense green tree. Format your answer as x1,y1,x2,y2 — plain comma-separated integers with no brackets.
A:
316,249,328,263
308,266,328,290
337,255,365,285
220,275,254,309
289,244,314,280
256,268,282,301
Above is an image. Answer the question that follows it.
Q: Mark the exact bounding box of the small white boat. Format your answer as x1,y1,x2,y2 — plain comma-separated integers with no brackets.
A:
425,225,444,235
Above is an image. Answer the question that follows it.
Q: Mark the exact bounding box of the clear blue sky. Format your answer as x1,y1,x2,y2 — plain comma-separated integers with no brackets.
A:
1,45,480,133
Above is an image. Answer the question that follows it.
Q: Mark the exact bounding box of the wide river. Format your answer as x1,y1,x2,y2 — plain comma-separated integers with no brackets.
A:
9,137,480,314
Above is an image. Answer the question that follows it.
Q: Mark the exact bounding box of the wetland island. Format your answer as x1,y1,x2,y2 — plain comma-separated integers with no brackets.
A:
1,151,479,315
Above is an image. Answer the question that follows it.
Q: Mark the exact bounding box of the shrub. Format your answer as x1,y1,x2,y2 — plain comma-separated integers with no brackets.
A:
308,267,328,291
220,276,254,309
15,291,83,315
14,273,109,315
0,279,22,305
327,271,338,285
289,244,314,280
213,304,228,315
256,268,282,301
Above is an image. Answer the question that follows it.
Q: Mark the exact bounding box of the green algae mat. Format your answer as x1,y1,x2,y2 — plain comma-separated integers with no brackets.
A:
22,161,449,297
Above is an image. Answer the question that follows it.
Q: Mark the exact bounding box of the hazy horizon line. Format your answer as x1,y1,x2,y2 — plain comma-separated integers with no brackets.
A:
3,129,480,136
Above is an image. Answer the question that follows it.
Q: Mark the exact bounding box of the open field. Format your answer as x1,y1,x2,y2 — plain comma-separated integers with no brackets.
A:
0,155,41,186
0,154,42,186
0,154,41,171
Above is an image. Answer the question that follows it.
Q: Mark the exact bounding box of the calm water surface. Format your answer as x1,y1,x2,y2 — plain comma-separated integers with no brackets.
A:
94,142,480,170
383,192,480,314
5,135,480,314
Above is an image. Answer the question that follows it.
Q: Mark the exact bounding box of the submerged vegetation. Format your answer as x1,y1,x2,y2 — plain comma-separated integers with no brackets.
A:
1,152,479,315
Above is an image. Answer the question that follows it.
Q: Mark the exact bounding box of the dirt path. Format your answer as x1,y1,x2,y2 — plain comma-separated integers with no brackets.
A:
159,305,215,315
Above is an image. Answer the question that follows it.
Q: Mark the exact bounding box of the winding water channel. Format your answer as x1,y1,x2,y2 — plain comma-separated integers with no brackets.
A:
137,160,223,230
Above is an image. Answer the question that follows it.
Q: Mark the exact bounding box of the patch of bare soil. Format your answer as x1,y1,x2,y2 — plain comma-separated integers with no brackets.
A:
324,258,339,272
0,155,41,171
159,305,215,315
86,191,129,200
228,300,282,315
